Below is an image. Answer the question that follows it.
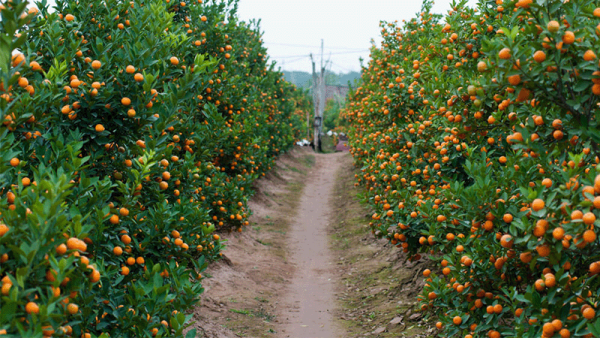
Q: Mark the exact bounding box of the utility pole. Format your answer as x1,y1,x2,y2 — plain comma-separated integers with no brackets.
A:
310,53,319,151
310,39,329,152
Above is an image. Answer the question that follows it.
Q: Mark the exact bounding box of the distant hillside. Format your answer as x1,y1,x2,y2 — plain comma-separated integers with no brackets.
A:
283,71,361,89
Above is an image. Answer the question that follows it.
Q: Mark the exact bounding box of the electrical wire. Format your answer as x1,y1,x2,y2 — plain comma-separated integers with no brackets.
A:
272,49,370,59
264,42,368,51
330,61,357,73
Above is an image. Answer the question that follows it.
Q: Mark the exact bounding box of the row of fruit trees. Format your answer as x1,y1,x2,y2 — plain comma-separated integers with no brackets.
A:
343,0,600,337
0,0,310,336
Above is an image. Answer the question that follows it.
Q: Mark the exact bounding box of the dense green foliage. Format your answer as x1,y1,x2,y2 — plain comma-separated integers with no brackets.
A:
344,0,600,337
0,0,310,337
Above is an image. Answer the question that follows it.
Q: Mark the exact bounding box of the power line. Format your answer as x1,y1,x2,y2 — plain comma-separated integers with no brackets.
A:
264,42,367,51
284,56,311,65
272,50,369,59
330,61,356,73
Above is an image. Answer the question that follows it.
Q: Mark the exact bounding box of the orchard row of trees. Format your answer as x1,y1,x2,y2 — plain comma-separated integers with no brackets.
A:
0,0,310,336
344,0,600,337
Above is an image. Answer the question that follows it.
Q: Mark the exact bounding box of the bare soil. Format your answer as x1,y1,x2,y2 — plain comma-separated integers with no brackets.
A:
187,147,316,338
329,154,435,338
279,152,347,337
188,149,433,338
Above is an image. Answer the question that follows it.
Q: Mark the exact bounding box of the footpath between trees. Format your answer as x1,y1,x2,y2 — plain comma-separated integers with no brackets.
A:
188,147,433,338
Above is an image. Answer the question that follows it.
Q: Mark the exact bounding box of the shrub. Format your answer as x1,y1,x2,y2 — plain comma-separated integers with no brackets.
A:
0,0,309,336
344,0,600,337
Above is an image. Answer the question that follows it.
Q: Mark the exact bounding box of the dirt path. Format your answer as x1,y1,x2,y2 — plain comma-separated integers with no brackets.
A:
188,148,429,337
281,153,346,338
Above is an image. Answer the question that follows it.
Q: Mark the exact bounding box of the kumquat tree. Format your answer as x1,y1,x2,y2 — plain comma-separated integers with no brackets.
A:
343,0,600,337
0,0,309,336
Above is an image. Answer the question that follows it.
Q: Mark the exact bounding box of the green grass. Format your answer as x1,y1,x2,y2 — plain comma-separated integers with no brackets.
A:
302,154,315,167
230,309,251,315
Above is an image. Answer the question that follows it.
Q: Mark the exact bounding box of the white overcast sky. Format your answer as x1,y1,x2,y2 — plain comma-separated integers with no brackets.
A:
237,0,478,74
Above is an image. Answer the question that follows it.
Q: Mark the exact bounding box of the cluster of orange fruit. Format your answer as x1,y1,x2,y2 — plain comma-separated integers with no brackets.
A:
343,0,600,336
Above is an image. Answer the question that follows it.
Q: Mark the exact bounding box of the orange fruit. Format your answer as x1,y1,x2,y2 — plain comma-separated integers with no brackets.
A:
552,319,563,331
583,307,596,320
594,196,600,209
95,124,105,132
543,322,555,335
533,50,546,62
535,279,546,291
56,243,67,255
536,244,550,257
113,246,123,256
552,227,565,240
507,74,521,85
544,274,556,287
500,234,513,248
65,14,74,21
562,31,575,44
553,130,564,140
9,157,19,167
67,303,79,314
477,61,487,72
547,20,560,33
559,328,571,338
121,97,131,106
25,302,39,314
572,210,583,220
170,56,179,65
1,283,11,296
453,316,462,325
89,270,100,283
520,252,532,263
121,234,131,245
531,198,545,211
12,53,25,67
583,212,596,225
498,48,511,59
66,237,80,250
134,73,144,82
583,230,596,243
584,50,597,61
126,65,135,74
91,60,101,69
